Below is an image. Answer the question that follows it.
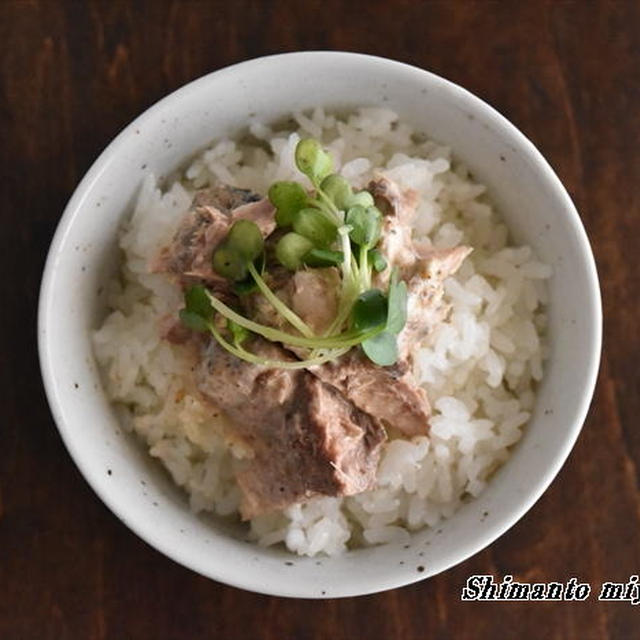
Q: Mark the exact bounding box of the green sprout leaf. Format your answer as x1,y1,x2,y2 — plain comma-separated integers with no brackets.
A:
361,331,398,366
226,219,264,261
369,249,387,272
320,174,353,211
179,285,214,332
349,190,375,208
185,285,214,321
303,248,344,268
351,289,388,333
179,310,209,332
346,205,382,248
386,268,408,335
227,319,250,346
295,138,333,185
275,232,315,270
212,220,264,282
292,207,337,247
231,252,265,295
268,181,308,227
211,245,248,281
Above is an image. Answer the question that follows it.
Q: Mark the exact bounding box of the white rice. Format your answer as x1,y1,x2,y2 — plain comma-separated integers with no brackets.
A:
93,108,550,557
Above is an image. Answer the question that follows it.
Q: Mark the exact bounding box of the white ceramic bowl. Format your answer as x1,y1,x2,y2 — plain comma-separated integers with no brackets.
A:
38,52,601,598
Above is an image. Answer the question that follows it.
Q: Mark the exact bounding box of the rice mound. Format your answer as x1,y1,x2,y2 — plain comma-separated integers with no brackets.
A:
93,108,551,557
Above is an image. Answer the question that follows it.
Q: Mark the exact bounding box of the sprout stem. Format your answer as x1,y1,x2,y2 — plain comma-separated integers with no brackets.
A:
359,244,370,290
209,322,350,369
338,225,353,283
314,187,342,224
203,289,382,349
308,197,342,226
247,262,314,338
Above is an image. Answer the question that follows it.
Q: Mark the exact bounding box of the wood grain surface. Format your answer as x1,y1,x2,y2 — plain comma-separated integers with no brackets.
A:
1,1,639,638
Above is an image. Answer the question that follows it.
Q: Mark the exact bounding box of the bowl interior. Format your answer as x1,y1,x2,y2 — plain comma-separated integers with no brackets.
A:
39,52,601,598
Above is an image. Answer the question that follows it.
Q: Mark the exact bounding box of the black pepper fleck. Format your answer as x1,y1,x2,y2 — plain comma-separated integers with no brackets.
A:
417,566,425,573
107,469,112,476
285,561,294,566
73,382,79,389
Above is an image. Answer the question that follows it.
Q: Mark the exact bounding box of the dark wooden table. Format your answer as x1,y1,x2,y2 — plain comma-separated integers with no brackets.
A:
2,1,639,638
